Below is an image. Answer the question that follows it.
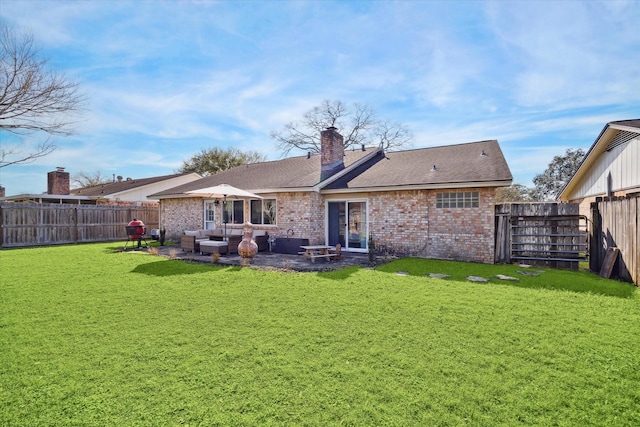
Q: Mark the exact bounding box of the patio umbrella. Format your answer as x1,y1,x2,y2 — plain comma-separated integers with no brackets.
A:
185,184,262,238
185,183,262,199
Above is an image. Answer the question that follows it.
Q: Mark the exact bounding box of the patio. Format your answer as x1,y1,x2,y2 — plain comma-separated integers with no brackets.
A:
150,243,372,272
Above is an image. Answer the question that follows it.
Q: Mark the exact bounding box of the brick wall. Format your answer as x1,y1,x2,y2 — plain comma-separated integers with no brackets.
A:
162,187,497,263
368,190,429,256
369,187,495,263
425,187,495,263
274,191,325,243
161,198,205,239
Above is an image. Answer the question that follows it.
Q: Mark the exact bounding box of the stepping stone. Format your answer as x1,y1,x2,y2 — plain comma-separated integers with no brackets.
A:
495,274,519,281
518,263,532,268
396,271,409,276
516,270,539,277
467,276,489,282
427,273,451,279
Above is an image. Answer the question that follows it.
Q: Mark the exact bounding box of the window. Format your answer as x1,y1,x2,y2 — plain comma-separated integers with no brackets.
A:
223,199,244,224
204,201,217,229
436,191,479,208
251,199,277,225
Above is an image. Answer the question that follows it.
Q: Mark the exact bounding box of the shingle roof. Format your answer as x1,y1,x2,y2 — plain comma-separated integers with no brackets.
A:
154,140,512,198
610,119,640,129
327,140,512,190
152,149,373,196
72,173,190,197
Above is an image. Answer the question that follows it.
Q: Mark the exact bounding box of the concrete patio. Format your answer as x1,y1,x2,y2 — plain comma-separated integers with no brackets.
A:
149,243,372,272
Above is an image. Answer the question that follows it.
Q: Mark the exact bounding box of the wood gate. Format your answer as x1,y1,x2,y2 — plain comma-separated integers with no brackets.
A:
495,203,587,270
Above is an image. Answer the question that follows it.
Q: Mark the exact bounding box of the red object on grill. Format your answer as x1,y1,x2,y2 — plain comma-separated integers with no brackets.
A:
127,219,146,239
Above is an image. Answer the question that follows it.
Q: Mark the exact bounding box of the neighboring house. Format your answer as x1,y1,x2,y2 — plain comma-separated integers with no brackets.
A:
1,168,201,205
153,128,512,263
71,172,202,204
558,119,640,214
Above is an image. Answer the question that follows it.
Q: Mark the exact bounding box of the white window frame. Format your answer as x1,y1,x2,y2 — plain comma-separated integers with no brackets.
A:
204,200,217,230
436,191,479,208
325,198,369,253
250,198,277,225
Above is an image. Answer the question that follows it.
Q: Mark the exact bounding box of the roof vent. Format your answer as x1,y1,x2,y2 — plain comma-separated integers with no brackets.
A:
606,130,637,151
361,144,365,151
431,165,437,172
307,152,311,159
481,150,487,156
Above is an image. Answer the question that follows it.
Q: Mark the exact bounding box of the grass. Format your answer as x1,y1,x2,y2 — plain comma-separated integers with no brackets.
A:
1,243,639,426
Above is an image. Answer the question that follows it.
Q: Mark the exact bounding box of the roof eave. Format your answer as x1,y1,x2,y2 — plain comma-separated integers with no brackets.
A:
558,122,639,200
155,187,316,199
320,179,513,194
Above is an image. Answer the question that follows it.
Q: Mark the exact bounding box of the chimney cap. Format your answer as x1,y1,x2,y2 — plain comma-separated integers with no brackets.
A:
56,167,65,172
326,126,337,131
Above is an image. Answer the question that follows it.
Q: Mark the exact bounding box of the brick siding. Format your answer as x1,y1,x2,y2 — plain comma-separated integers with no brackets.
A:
160,187,496,263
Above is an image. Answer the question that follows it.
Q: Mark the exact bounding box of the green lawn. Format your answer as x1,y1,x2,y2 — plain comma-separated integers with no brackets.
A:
1,243,639,426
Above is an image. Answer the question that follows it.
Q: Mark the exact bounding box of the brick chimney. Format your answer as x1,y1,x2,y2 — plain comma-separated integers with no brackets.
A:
48,167,70,195
320,126,344,181
0,185,5,198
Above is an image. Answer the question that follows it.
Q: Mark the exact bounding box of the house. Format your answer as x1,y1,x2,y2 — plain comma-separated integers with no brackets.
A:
71,172,201,204
558,119,640,214
153,128,512,263
1,168,201,205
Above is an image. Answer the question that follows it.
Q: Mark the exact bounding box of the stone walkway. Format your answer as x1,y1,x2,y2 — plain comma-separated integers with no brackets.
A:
144,243,372,272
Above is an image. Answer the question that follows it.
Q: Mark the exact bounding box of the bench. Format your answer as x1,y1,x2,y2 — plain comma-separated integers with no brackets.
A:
300,245,339,262
308,253,338,262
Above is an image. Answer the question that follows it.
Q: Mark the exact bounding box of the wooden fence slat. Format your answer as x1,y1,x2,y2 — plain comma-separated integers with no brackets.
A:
590,196,639,286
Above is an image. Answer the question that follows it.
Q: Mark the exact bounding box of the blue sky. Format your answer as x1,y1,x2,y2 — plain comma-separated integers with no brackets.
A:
1,0,638,196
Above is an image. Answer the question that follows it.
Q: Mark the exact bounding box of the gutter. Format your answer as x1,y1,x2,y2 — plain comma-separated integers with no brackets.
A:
319,180,513,195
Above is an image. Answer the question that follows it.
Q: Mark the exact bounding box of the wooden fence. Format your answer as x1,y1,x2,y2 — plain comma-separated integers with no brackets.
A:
0,202,159,248
590,196,639,285
495,203,587,270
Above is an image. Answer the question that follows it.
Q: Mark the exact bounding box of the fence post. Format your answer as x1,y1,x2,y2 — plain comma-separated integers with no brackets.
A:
589,199,601,273
73,207,78,243
0,204,4,248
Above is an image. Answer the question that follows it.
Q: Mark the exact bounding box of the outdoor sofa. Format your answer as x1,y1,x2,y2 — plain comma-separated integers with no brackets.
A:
181,228,269,254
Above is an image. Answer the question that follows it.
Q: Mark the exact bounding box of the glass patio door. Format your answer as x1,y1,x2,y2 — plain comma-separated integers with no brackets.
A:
327,201,367,251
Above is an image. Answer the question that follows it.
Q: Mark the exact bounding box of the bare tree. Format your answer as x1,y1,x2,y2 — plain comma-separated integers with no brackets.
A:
495,183,534,203
0,24,85,168
72,170,112,189
271,100,412,155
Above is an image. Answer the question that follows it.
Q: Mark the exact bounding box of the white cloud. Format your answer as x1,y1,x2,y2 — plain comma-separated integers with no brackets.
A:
1,0,637,195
